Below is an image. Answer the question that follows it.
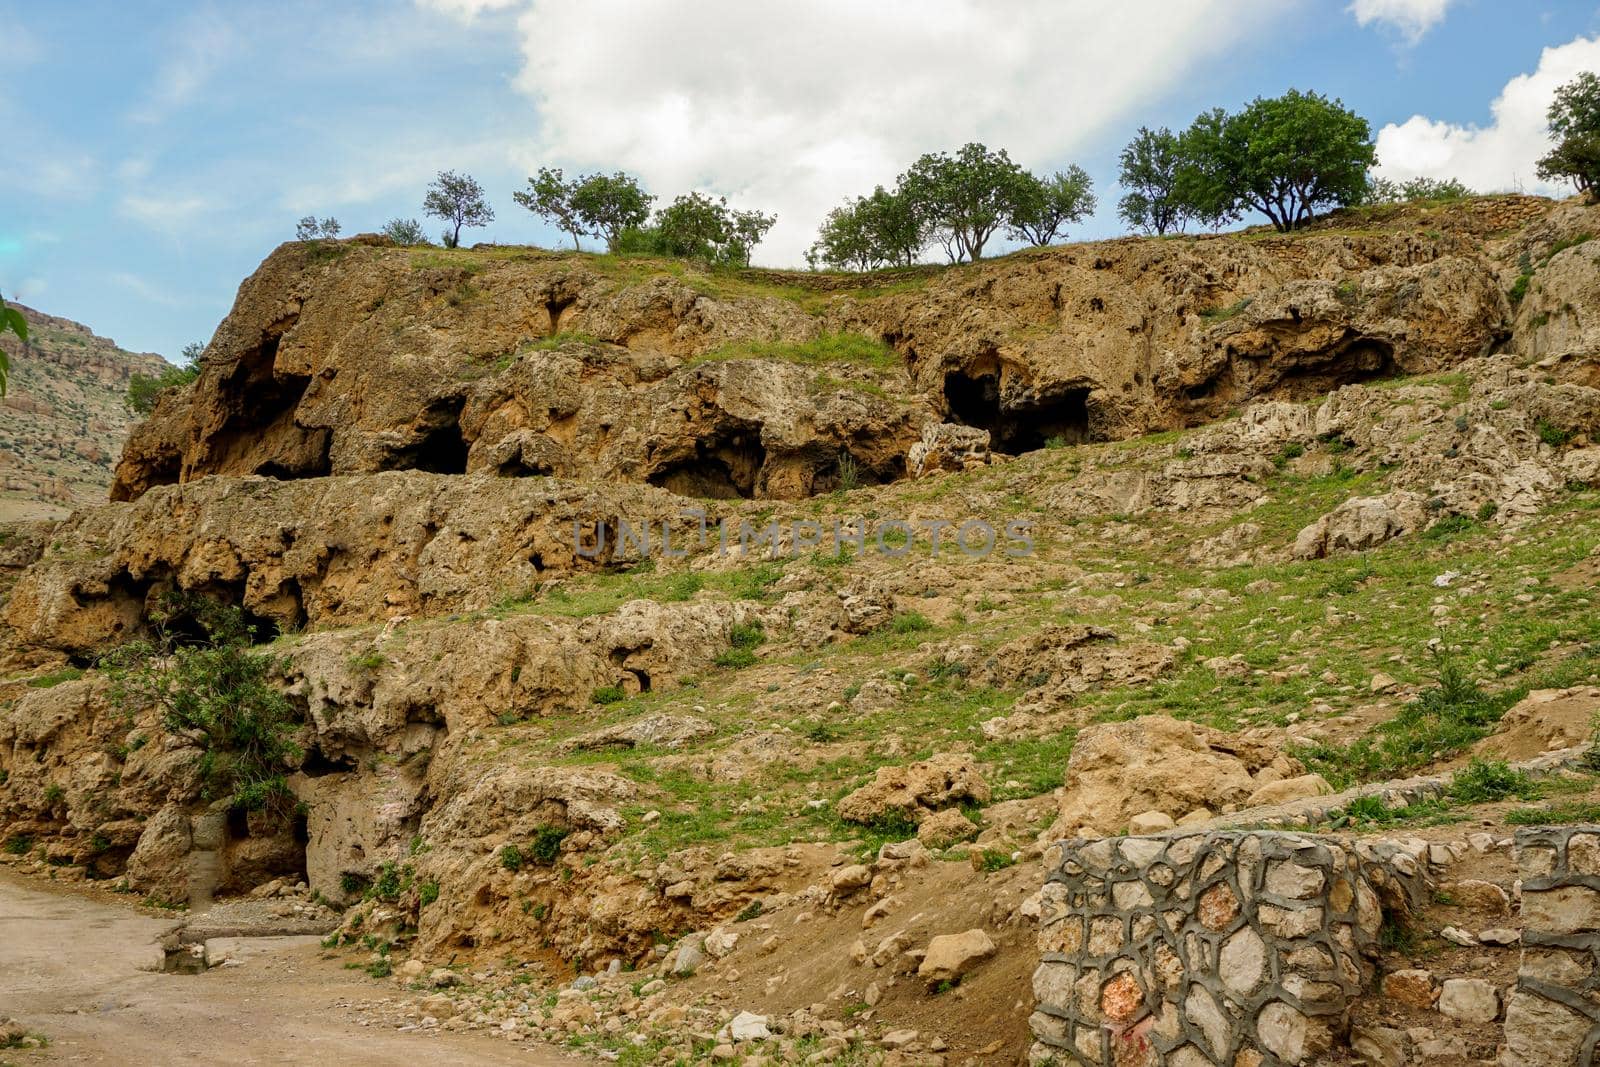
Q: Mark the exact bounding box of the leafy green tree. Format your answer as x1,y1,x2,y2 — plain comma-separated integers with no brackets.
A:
1118,126,1190,235
1008,165,1095,246
621,192,775,266
380,217,428,245
516,169,655,252
514,167,584,249
1538,72,1600,198
807,185,927,271
102,593,302,814
0,289,25,398
1176,90,1376,232
424,170,494,248
569,171,654,250
726,207,777,267
294,216,341,240
808,199,875,270
652,191,729,259
1361,174,1473,205
127,344,202,416
899,142,1028,261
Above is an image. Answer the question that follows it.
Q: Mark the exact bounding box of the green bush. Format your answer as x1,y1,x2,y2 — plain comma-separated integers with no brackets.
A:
500,844,524,871
1294,650,1515,788
527,825,570,865
889,611,933,634
101,593,301,815
592,685,626,705
1446,758,1538,804
126,363,201,416
1537,419,1574,448
715,622,766,668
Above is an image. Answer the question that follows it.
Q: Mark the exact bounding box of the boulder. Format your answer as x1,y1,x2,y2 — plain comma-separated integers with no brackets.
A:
915,808,978,849
1438,977,1499,1023
1245,774,1333,808
1293,493,1424,559
837,754,990,826
917,929,996,986
1054,715,1295,837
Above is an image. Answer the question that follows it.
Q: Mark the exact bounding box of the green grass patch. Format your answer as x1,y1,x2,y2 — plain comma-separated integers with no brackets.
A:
688,332,899,371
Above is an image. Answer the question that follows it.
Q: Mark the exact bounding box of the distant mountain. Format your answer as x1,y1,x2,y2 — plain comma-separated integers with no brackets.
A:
0,303,169,521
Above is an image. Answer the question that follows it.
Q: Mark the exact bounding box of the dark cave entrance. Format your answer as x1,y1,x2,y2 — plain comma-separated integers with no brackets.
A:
942,370,1091,454
647,428,767,499
1268,336,1399,401
384,396,471,474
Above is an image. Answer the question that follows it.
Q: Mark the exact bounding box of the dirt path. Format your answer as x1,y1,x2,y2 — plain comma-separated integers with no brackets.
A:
0,869,583,1066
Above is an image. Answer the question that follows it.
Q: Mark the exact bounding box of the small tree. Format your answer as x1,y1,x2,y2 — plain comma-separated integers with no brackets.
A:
295,216,342,241
899,142,1028,262
808,185,928,271
1175,91,1376,232
127,343,202,416
514,167,584,249
1118,126,1190,235
0,289,24,398
1538,72,1600,198
652,191,732,260
1361,175,1472,205
727,207,777,267
569,171,654,250
1008,165,1095,246
424,170,494,248
808,199,875,271
380,217,428,245
102,593,302,815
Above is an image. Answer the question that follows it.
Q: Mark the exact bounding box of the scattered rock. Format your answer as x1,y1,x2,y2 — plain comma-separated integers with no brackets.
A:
1438,977,1499,1023
917,929,996,987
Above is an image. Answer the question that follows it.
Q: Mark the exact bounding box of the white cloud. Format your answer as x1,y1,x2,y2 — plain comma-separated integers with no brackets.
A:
424,0,1288,265
119,193,220,230
129,10,236,124
1374,35,1600,195
1347,0,1457,43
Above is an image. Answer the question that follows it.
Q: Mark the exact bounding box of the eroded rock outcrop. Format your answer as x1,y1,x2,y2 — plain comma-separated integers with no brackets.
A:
113,200,1541,504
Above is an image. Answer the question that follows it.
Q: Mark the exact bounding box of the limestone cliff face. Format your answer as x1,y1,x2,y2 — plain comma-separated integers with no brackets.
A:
111,198,1545,504
0,304,168,518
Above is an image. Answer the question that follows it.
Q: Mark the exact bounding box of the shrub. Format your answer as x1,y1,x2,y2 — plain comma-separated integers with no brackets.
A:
889,611,933,634
715,622,766,668
592,685,626,705
380,217,429,246
101,593,302,815
1447,758,1538,804
417,881,440,907
1537,419,1574,448
527,825,570,865
500,844,524,871
126,363,200,416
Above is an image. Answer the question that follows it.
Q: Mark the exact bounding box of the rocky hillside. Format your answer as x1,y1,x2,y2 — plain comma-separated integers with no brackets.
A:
4,195,1600,1065
0,304,168,521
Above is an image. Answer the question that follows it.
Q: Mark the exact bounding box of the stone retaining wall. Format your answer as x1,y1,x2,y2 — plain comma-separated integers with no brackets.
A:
1029,830,1423,1067
1501,826,1600,1067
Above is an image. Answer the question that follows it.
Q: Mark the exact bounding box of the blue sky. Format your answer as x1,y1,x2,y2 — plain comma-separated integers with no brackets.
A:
4,0,1600,362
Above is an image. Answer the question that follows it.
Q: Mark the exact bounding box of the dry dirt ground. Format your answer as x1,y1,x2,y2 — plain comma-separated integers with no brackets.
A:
0,869,583,1066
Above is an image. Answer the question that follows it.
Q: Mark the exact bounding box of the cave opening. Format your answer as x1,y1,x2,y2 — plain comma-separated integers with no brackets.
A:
383,396,471,474
208,316,335,482
1269,336,1398,401
647,427,767,499
942,370,1091,454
